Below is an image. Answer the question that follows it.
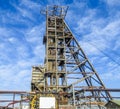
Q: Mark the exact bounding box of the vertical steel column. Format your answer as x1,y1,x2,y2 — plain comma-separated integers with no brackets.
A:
72,85,75,106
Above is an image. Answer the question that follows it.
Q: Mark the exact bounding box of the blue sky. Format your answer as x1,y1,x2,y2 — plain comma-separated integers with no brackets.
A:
0,0,120,95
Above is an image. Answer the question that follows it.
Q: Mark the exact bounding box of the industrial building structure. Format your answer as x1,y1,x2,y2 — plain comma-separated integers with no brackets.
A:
0,5,120,109
30,5,119,109
105,100,120,109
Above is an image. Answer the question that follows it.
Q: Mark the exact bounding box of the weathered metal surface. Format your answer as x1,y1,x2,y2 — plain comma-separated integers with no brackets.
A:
59,105,76,109
31,5,113,109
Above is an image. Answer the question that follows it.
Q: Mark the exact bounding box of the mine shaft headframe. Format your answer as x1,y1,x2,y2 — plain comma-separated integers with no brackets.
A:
41,5,69,19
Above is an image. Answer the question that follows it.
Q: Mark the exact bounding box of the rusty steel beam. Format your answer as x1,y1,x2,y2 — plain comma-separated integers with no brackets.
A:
76,89,120,92
77,96,120,99
0,91,27,94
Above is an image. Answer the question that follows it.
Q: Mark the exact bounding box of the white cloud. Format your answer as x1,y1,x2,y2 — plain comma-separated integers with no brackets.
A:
8,37,17,43
0,28,14,37
0,0,120,92
101,71,120,80
106,0,120,6
25,23,45,43
0,62,31,91
79,41,101,55
0,1,45,91
113,38,120,50
20,0,41,9
33,45,45,57
10,0,42,22
1,10,30,27
70,3,120,56
79,19,120,57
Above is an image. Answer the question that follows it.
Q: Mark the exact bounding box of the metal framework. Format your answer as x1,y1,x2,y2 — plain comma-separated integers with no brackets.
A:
0,90,120,108
30,5,119,109
0,91,29,109
0,5,120,109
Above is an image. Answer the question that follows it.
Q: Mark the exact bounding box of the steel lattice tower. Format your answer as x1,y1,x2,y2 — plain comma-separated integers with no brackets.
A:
31,5,112,109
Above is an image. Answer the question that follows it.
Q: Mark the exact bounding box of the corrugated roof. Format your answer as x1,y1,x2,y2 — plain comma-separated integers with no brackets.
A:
111,100,120,106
